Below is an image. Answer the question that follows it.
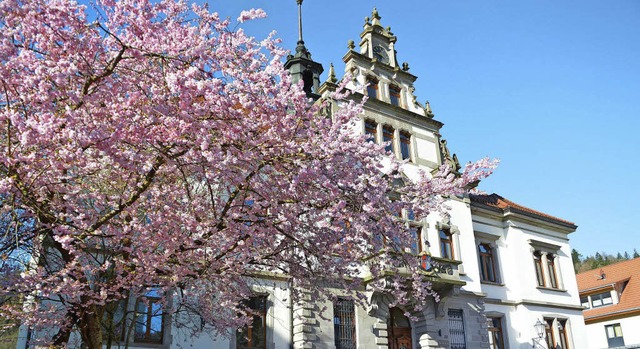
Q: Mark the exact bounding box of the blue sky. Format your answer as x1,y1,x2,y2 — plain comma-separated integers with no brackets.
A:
205,1,640,258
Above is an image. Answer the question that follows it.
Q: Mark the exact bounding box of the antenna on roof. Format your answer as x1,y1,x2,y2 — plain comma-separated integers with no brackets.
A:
596,269,606,280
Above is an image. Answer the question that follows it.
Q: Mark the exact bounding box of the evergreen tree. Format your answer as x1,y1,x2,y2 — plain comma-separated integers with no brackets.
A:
634,249,640,258
624,251,631,260
571,249,582,272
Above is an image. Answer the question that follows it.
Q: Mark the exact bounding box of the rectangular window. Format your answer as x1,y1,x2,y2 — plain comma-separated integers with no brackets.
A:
439,228,454,260
591,291,613,307
409,225,422,254
366,78,378,99
605,323,625,348
399,131,411,161
533,251,545,287
544,319,555,349
479,243,497,283
580,296,590,309
389,85,401,106
237,296,267,349
547,254,559,288
448,309,466,349
557,320,569,349
364,120,377,143
134,290,164,343
383,126,394,153
487,317,505,349
334,298,356,349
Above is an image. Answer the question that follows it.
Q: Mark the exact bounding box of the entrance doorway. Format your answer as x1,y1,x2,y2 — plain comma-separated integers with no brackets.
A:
388,307,412,349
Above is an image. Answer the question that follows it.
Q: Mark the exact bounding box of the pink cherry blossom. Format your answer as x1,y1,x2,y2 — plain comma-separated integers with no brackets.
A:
0,0,495,347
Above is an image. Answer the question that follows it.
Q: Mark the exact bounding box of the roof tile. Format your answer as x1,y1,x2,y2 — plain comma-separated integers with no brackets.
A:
577,258,640,320
470,193,576,226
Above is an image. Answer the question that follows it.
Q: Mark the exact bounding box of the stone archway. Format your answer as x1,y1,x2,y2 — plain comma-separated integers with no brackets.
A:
388,307,412,349
367,292,434,349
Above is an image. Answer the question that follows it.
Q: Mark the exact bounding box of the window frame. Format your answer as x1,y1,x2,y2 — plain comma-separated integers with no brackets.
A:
448,308,467,349
333,298,357,349
382,125,395,154
399,130,411,161
364,119,378,143
478,243,497,283
133,291,165,344
557,319,569,349
389,85,402,107
486,316,505,349
236,295,268,349
605,323,625,348
366,77,379,99
580,296,590,309
546,254,559,289
533,251,545,287
590,291,613,308
544,318,556,349
544,318,572,349
529,240,564,290
409,224,423,255
439,227,454,260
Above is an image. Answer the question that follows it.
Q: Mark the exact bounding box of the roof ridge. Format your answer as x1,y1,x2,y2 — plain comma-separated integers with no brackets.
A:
470,193,575,226
577,257,640,278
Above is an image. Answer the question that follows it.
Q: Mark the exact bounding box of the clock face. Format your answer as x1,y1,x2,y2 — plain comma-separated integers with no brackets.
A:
372,45,389,64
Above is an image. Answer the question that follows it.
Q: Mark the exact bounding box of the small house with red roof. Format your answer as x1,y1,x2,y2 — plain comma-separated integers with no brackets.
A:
577,258,640,348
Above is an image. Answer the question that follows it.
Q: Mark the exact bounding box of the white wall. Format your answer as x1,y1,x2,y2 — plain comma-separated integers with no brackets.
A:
585,316,640,349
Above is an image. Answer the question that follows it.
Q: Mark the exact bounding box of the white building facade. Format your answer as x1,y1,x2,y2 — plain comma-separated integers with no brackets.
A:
16,6,586,349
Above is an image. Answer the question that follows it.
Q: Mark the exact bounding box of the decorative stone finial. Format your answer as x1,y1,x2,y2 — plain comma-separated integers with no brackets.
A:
424,100,434,118
371,7,381,26
402,62,410,71
347,40,355,50
372,7,380,20
439,138,461,173
364,16,370,26
328,63,337,83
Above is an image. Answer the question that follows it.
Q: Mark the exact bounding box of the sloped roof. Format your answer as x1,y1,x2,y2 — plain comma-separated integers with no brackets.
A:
577,258,640,321
469,193,576,227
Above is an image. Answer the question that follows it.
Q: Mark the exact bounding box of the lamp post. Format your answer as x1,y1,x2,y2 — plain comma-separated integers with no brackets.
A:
532,319,546,348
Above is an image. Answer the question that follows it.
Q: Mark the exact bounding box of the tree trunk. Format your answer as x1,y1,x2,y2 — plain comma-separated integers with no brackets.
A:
79,304,104,349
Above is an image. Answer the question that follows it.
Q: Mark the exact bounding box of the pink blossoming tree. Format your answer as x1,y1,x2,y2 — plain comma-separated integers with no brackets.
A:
0,0,495,347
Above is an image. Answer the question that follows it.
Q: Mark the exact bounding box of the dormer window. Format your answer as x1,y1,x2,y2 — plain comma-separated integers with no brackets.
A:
591,291,613,307
366,77,379,99
389,85,401,107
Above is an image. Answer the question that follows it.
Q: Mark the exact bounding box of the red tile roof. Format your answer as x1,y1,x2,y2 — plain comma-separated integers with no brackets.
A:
576,258,640,322
470,193,576,227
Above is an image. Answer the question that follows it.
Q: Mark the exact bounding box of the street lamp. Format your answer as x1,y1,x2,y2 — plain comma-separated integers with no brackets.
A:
532,319,546,348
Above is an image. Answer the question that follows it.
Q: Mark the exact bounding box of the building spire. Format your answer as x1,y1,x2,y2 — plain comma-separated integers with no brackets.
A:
284,0,324,98
297,0,304,45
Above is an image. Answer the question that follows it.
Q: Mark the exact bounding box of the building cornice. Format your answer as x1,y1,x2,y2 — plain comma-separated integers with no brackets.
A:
349,92,444,131
470,203,577,234
343,50,417,82
483,297,584,311
584,307,640,323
